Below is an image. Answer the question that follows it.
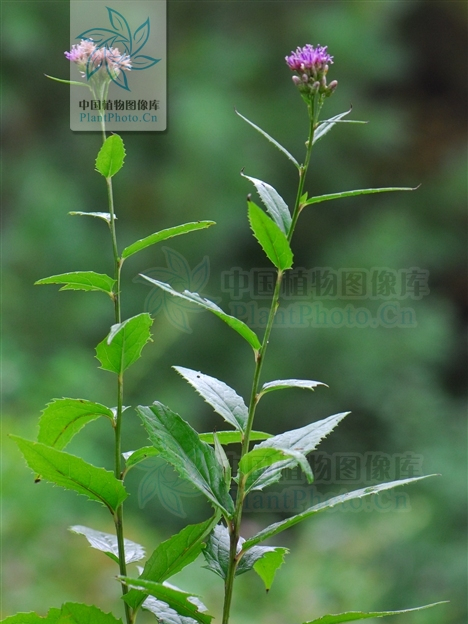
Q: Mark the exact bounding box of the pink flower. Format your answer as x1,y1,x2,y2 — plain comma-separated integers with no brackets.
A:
285,44,337,98
65,39,132,79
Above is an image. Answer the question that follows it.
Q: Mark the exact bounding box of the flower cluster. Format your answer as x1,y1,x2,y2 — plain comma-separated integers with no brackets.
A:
65,39,132,80
285,44,337,99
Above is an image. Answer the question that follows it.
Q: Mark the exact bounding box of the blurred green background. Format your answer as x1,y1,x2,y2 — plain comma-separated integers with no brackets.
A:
2,1,467,622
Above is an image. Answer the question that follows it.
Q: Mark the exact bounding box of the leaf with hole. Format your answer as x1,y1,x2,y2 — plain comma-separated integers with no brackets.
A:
96,313,153,374
69,525,145,564
12,436,127,513
248,201,293,270
35,272,115,296
136,403,235,516
174,366,248,432
38,398,114,451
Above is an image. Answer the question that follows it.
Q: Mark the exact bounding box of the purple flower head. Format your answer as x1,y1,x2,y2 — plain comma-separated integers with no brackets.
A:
65,39,131,82
285,44,337,100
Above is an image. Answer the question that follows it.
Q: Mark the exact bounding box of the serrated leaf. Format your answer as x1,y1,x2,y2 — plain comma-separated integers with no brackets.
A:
139,276,261,351
313,108,367,145
241,173,291,234
239,447,313,484
69,525,145,564
12,436,127,513
245,412,349,493
95,134,126,178
174,366,248,432
235,109,299,168
199,431,272,445
248,201,293,270
35,272,115,295
142,588,208,624
0,609,61,624
58,602,123,624
243,476,437,549
96,313,153,374
303,187,416,208
123,446,159,472
125,515,219,610
121,578,212,624
303,603,448,624
69,211,115,223
38,398,114,451
136,403,235,516
253,548,288,591
122,221,215,260
259,379,326,397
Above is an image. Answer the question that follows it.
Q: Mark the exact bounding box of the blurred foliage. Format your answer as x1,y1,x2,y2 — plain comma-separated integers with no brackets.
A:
2,1,466,623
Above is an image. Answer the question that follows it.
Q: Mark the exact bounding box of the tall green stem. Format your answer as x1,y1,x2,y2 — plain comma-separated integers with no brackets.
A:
221,103,318,624
101,115,132,624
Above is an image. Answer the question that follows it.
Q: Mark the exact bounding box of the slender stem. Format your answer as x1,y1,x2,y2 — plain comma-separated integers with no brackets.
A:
221,102,319,624
100,108,132,624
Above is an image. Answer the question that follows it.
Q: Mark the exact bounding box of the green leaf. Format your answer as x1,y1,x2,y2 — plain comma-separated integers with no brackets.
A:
122,446,159,472
139,275,261,352
199,431,272,445
58,603,123,624
136,403,235,516
259,379,327,398
12,436,127,513
45,74,92,89
245,412,349,493
174,366,248,432
303,187,416,208
69,525,145,564
38,398,114,451
141,587,209,623
248,201,293,270
35,272,115,295
95,134,125,178
241,173,291,234
69,211,115,223
122,221,216,260
235,109,299,168
96,313,153,374
0,609,61,624
243,476,437,550
239,447,313,484
313,107,367,145
214,433,231,486
125,515,219,610
121,578,212,624
253,548,288,591
303,603,448,624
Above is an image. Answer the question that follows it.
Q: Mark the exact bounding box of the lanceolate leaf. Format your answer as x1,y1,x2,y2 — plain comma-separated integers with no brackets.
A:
243,476,437,550
69,525,145,564
313,107,367,145
199,431,272,445
121,578,213,624
239,447,313,484
122,446,159,472
241,173,291,234
248,201,293,270
121,221,216,260
235,109,300,169
125,515,219,610
303,603,448,624
69,211,115,223
38,398,114,451
136,403,235,516
174,366,248,432
95,134,126,178
12,436,127,513
253,548,288,592
96,313,153,374
245,412,349,492
139,275,261,351
35,271,115,295
303,187,416,208
259,379,327,397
